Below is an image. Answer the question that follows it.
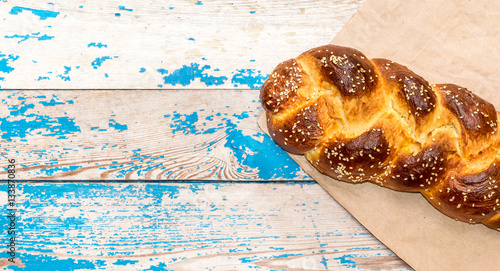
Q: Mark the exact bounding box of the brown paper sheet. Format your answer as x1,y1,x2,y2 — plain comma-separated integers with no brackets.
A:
258,0,500,270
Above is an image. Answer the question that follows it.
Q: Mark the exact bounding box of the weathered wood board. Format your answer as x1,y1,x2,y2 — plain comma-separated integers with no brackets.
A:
0,0,364,90
0,182,411,270
0,89,310,180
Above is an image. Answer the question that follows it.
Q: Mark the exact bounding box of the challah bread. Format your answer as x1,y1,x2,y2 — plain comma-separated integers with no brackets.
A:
260,44,500,230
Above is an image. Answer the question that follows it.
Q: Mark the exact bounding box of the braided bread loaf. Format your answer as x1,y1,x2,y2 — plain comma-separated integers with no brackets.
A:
260,44,500,230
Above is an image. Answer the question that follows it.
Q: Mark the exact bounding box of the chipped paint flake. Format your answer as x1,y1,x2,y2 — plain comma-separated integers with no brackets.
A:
9,6,59,20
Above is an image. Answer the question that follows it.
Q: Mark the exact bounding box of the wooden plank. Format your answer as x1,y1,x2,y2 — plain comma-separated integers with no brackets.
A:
0,0,365,89
0,182,411,270
0,89,311,180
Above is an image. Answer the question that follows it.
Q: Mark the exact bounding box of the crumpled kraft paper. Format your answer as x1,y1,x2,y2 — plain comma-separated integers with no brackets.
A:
258,0,500,270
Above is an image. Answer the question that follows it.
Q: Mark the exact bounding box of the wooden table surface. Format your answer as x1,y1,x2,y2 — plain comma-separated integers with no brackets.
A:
0,1,413,270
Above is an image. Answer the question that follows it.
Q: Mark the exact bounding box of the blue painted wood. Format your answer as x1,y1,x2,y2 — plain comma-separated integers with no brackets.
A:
0,0,363,90
0,182,411,270
0,90,311,180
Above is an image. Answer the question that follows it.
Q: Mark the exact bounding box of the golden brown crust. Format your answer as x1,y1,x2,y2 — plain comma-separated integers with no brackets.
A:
261,44,500,230
310,127,391,184
300,46,378,97
260,59,306,114
436,83,498,147
372,58,437,123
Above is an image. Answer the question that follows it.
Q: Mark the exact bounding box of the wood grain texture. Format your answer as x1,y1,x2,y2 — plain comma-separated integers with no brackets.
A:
0,182,411,270
0,0,364,89
0,0,412,270
0,89,310,180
